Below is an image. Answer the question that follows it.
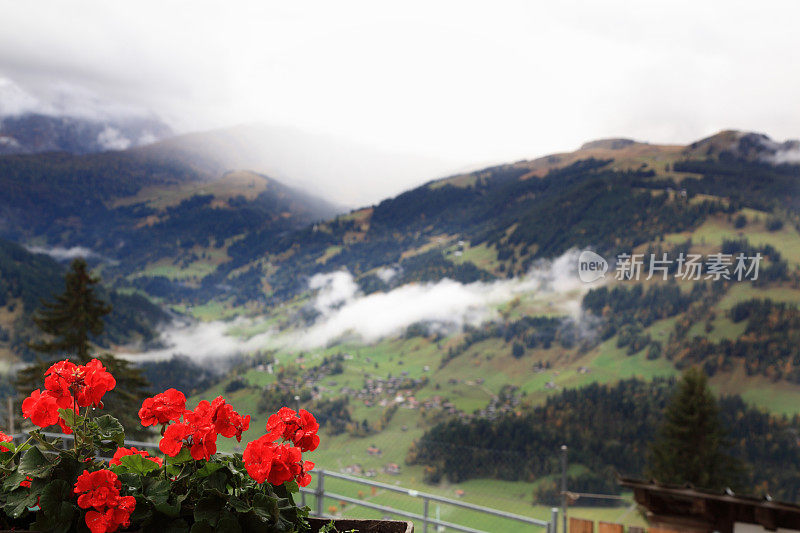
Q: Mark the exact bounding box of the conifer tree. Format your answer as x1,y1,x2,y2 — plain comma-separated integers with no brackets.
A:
16,258,152,438
27,258,110,358
647,367,746,490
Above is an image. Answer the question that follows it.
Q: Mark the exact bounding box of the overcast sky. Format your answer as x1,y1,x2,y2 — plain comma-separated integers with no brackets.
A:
2,1,800,186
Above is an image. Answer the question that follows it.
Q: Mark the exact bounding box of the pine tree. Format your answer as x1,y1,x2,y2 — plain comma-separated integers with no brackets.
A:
27,258,111,358
647,367,746,490
16,258,152,438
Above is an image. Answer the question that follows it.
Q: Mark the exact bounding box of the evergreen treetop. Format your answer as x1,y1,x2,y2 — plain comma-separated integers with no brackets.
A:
27,258,111,359
647,367,747,490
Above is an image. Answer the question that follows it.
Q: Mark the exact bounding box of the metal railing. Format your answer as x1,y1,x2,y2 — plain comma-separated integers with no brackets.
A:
300,469,558,533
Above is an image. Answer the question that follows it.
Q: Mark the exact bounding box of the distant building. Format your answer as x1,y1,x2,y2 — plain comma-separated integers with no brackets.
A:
384,463,401,475
621,478,800,533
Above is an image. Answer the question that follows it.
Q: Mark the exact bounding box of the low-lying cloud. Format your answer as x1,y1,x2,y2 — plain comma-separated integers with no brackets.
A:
122,249,594,362
25,245,102,262
770,146,800,165
118,319,275,363
297,250,586,348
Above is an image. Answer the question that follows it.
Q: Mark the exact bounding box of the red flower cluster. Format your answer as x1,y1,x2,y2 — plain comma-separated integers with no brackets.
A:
147,394,250,461
0,431,12,452
266,407,320,452
22,359,116,432
110,446,163,467
243,408,319,487
138,388,185,427
243,435,315,486
73,469,136,533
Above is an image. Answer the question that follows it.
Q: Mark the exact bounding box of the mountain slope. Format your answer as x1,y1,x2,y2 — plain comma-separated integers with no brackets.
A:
206,132,795,306
0,142,342,298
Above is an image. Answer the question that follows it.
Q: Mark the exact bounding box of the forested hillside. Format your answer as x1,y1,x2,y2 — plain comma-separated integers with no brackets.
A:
408,378,800,502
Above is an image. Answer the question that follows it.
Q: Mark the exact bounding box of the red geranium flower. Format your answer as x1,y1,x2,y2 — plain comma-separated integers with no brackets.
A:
110,446,163,467
183,404,218,460
242,435,277,484
85,510,113,533
265,407,319,452
101,495,136,531
22,389,61,428
296,460,315,487
265,407,298,441
74,469,134,533
74,469,122,511
208,396,250,442
138,388,185,427
293,410,320,452
243,436,304,485
44,360,81,409
0,431,12,452
159,421,190,457
266,443,301,485
156,396,251,460
76,359,116,408
84,496,135,533
20,476,32,488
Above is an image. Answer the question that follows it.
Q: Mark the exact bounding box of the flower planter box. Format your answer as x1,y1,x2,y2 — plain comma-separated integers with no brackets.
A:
307,517,414,533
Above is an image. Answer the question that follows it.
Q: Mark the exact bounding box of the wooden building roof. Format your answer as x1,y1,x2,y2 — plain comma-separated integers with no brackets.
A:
619,478,800,533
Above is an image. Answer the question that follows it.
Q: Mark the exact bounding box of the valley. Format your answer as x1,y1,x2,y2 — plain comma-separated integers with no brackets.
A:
2,127,800,528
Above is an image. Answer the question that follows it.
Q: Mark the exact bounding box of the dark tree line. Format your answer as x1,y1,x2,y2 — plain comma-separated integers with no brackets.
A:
408,377,800,502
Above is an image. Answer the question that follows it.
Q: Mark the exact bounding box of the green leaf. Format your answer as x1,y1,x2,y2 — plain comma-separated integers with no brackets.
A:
204,469,228,493
166,447,193,464
160,519,190,533
18,446,56,478
189,522,216,533
2,471,28,491
252,492,279,522
228,495,253,513
92,414,125,446
144,478,171,506
119,453,161,475
31,479,75,533
192,461,224,479
190,522,216,533
217,515,242,533
2,488,38,518
116,471,144,493
194,496,226,526
283,479,300,494
57,408,78,427
154,493,187,518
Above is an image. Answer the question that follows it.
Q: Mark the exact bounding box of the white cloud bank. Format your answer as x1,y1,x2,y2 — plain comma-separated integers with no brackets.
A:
25,245,101,261
122,250,593,362
297,250,585,348
119,319,275,362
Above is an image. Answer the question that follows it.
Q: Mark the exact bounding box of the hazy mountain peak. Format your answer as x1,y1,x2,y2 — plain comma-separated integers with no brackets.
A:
685,129,800,164
0,113,172,155
0,77,173,155
579,138,640,150
142,122,460,207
